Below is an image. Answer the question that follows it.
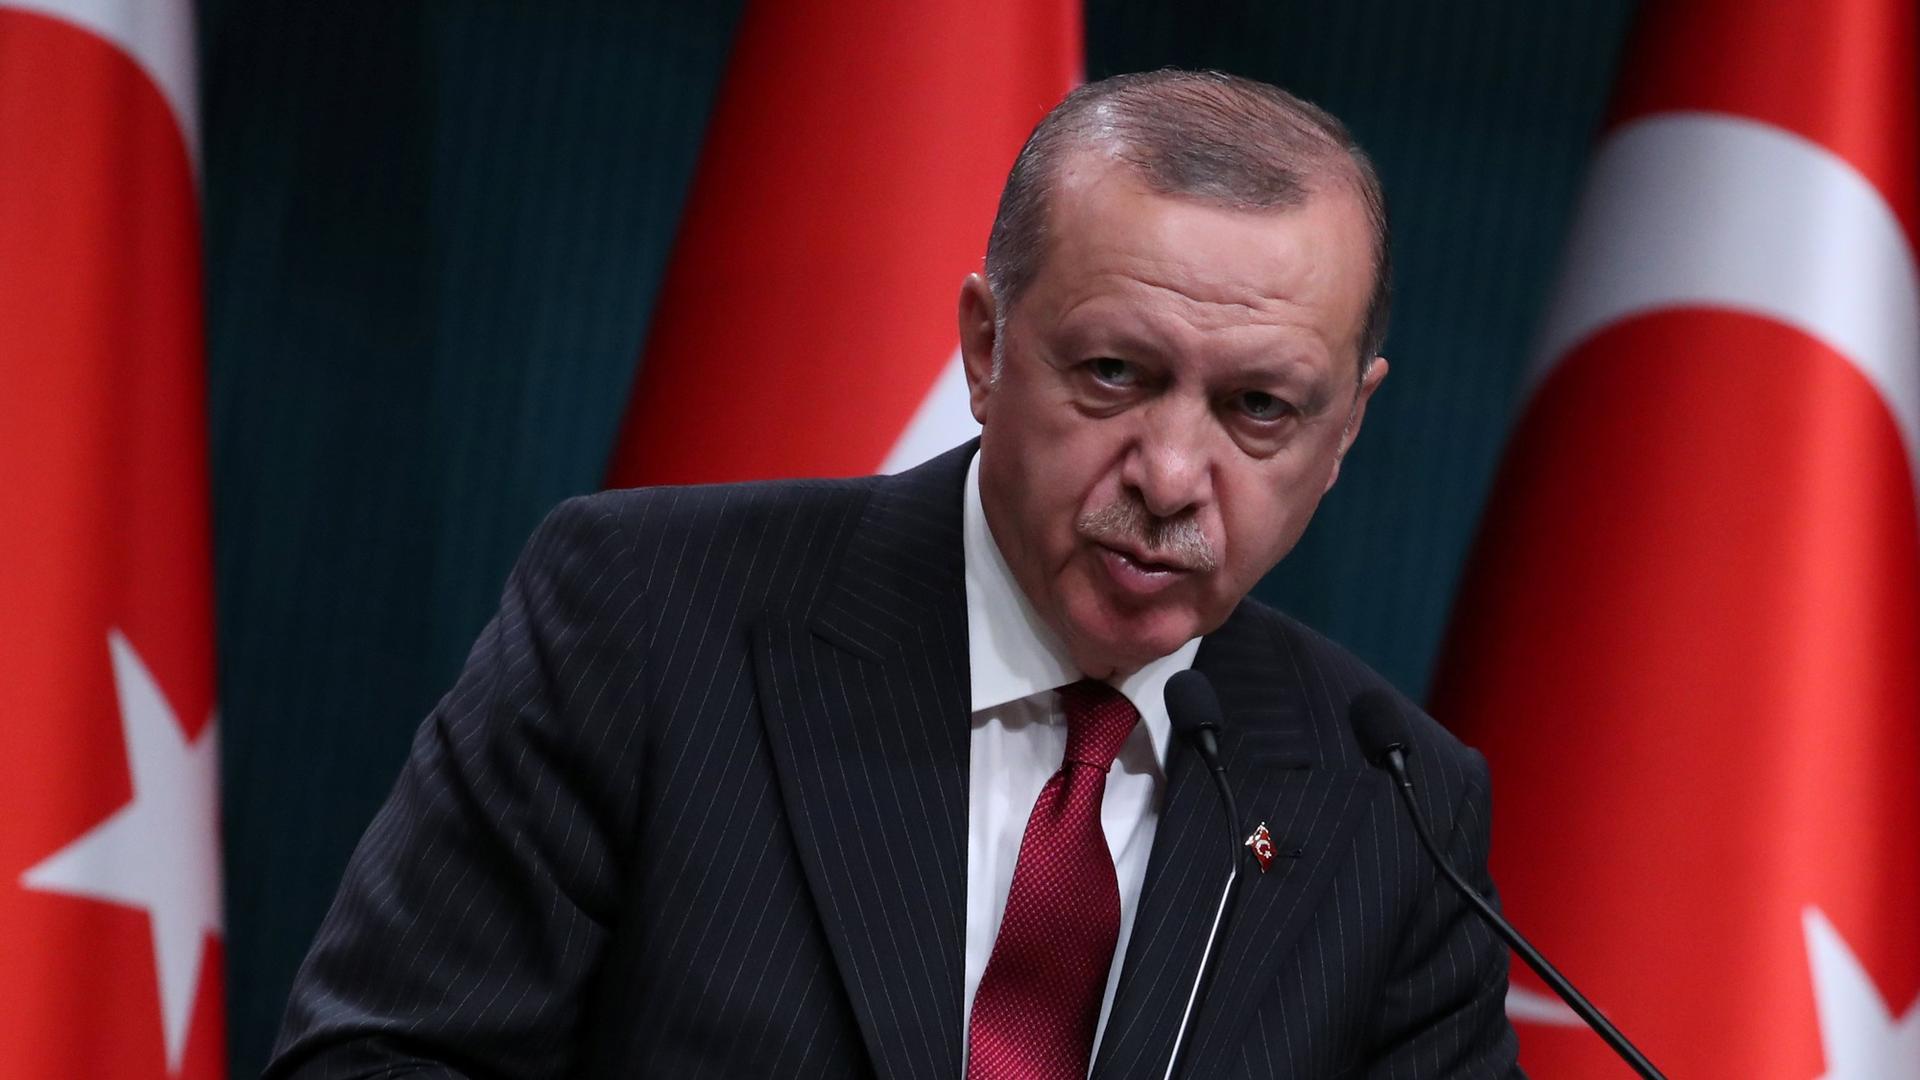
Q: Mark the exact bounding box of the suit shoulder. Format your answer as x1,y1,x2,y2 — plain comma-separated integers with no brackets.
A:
1237,599,1486,784
572,473,876,536
533,475,877,615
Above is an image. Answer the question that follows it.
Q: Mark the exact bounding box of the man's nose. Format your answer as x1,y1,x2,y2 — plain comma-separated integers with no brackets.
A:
1122,399,1213,519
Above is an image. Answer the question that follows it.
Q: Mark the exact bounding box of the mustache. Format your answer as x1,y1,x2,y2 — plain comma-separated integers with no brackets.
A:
1077,497,1218,573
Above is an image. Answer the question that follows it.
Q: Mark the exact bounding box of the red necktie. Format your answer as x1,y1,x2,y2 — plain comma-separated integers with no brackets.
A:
967,679,1141,1080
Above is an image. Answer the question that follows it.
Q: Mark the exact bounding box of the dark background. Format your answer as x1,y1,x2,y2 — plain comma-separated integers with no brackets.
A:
198,1,1637,1071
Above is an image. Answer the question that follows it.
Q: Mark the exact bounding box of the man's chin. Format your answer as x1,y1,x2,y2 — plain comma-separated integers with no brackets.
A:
1059,599,1201,677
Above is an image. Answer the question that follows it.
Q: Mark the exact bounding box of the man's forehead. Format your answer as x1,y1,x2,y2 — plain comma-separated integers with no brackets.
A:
1036,148,1382,363
1031,157,1376,354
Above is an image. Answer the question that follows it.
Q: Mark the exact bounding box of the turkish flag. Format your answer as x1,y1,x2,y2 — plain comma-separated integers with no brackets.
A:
605,0,1080,487
0,2,225,1077
1431,1,1920,1076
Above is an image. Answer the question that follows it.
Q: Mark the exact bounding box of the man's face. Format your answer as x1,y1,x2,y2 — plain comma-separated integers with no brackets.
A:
959,155,1388,678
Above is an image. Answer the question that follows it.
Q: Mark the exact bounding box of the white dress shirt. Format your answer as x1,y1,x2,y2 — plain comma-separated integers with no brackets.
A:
960,451,1201,1075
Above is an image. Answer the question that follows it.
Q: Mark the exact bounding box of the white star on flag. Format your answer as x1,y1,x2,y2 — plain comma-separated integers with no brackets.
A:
1508,909,1920,1076
20,629,223,1075
1505,985,1581,1026
1805,907,1920,1079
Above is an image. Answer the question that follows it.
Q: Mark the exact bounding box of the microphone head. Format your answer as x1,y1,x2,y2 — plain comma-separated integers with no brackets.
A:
1165,669,1225,738
1349,690,1413,765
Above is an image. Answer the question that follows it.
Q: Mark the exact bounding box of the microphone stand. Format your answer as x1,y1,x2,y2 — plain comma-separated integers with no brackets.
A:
1376,742,1666,1080
1161,754,1239,1080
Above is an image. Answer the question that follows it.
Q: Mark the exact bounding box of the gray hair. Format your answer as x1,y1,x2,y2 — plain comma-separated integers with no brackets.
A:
983,69,1392,374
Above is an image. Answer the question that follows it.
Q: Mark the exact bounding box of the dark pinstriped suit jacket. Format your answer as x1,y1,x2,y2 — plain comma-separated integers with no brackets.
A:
267,441,1521,1079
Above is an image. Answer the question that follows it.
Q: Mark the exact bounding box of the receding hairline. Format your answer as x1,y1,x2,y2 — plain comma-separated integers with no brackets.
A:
983,70,1392,370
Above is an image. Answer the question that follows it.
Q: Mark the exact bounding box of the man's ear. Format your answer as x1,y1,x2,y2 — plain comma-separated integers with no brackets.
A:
1324,356,1388,493
957,274,998,422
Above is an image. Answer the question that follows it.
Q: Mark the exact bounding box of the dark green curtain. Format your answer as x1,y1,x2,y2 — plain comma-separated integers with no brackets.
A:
200,2,1634,1071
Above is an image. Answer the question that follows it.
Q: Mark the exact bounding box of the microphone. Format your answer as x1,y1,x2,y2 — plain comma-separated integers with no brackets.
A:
1348,691,1667,1080
1161,670,1241,1080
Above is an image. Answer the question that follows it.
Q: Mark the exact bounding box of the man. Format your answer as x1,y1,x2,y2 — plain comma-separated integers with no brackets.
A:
269,71,1520,1078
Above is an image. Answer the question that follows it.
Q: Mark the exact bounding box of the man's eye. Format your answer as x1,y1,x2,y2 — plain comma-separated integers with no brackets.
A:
1238,391,1293,422
1088,358,1137,387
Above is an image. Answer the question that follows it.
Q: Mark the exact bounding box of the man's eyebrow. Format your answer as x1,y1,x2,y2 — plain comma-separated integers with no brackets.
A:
1055,318,1176,363
1218,355,1332,397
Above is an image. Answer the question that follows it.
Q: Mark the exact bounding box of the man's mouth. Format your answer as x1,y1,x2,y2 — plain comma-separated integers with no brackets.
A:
1105,542,1194,572
1093,543,1196,597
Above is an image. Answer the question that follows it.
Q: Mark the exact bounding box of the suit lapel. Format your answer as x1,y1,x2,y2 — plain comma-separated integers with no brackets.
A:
755,447,974,1080
1092,607,1381,1078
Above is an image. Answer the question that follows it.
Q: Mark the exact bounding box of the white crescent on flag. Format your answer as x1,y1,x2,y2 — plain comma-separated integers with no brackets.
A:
0,0,224,1075
604,0,1080,490
1,0,197,155
1433,2,1920,1076
1533,113,1920,487
881,348,982,475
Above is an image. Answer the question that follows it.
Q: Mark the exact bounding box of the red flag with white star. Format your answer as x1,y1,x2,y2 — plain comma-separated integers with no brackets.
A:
604,0,1080,486
0,1,226,1076
1432,0,1920,1074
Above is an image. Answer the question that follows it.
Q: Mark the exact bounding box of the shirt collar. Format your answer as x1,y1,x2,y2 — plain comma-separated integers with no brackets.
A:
962,450,1201,764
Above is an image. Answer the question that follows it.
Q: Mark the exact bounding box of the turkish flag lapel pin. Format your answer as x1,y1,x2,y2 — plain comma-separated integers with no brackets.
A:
1244,822,1275,872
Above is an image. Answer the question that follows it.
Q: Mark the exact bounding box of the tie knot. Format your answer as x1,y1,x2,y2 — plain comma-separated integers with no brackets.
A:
1058,679,1140,771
